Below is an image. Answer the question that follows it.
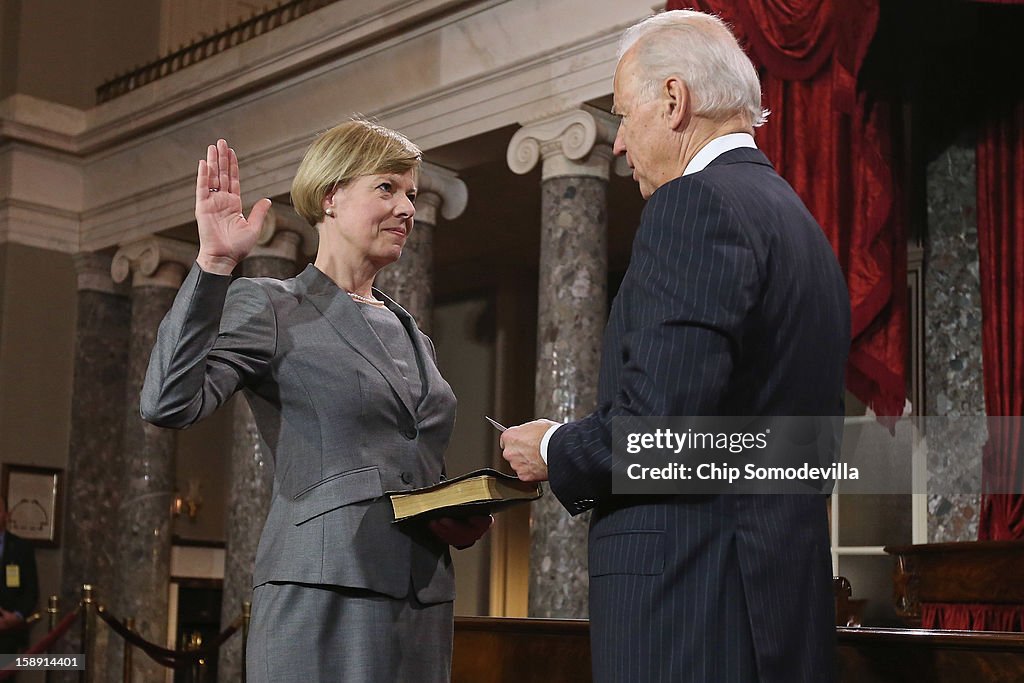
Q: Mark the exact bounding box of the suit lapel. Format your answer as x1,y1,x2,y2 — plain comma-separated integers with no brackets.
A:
373,287,434,408
298,265,418,420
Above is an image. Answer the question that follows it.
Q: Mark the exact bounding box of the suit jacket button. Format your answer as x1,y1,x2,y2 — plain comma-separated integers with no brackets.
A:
401,427,417,440
401,471,414,485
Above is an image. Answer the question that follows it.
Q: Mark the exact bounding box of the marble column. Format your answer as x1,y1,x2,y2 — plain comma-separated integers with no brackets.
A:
374,162,468,335
58,251,130,683
507,105,617,618
923,140,985,542
108,237,197,683
218,208,309,682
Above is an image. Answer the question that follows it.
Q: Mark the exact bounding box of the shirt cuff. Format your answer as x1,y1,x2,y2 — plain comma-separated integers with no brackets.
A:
539,423,562,465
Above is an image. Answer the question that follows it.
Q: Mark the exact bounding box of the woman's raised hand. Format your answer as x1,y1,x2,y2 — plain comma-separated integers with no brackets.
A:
195,139,272,275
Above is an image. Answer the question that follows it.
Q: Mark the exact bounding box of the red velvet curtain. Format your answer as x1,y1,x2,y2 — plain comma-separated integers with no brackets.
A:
664,0,906,416
922,602,1024,631
977,99,1024,540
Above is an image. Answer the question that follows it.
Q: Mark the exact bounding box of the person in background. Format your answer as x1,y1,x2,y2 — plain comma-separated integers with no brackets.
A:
0,495,40,658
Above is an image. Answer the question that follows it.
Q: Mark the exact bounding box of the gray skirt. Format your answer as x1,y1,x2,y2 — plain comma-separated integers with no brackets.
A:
246,581,453,683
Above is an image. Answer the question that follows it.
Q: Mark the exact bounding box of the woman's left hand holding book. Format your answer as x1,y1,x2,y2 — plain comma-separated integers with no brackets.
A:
429,515,494,550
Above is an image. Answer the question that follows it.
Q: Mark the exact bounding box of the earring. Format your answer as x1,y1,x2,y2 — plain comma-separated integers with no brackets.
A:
325,208,335,217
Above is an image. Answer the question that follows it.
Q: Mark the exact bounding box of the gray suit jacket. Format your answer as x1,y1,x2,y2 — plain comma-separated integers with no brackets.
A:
142,263,457,604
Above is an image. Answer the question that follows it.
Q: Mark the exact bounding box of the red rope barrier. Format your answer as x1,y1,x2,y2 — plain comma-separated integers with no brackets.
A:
0,606,82,680
0,599,243,678
96,605,241,668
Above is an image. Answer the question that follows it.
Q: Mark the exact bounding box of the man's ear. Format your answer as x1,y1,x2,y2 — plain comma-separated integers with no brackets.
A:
665,76,690,131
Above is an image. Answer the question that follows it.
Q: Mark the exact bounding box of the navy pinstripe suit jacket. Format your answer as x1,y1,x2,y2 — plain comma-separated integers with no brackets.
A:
547,147,850,683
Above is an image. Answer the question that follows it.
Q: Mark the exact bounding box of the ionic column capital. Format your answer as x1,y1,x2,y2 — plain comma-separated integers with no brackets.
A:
74,251,129,296
111,237,197,289
507,105,619,181
254,206,319,260
251,207,314,261
417,162,468,225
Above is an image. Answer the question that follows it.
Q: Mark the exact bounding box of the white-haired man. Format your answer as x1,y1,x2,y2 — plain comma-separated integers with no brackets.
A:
502,10,849,682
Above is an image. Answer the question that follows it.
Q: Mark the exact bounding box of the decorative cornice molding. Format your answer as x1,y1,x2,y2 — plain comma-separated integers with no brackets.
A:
111,236,197,289
0,95,87,152
0,199,81,253
506,105,619,180
419,162,467,222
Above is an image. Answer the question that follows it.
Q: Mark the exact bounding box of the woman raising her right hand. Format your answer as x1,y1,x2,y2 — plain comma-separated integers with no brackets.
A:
141,119,491,682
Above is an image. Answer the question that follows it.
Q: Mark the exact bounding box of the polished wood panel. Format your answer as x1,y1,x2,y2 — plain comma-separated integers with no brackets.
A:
837,627,1024,683
885,541,1024,624
453,617,1024,683
454,617,591,683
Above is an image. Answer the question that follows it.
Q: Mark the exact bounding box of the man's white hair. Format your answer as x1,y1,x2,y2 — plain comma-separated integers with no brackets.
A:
618,10,768,127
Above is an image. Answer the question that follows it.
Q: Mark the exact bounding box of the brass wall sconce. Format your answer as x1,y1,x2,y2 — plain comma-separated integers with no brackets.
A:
172,480,203,522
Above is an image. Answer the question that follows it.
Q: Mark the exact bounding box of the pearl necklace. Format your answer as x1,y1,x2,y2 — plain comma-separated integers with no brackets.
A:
347,291,386,308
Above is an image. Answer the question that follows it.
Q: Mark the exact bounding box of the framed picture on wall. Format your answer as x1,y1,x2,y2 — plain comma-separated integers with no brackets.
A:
1,464,62,547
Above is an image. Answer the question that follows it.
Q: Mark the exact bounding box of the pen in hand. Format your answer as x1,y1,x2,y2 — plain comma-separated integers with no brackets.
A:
485,416,507,433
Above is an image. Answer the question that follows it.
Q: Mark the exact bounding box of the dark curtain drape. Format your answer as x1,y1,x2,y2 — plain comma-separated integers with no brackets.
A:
977,99,1024,541
664,0,905,416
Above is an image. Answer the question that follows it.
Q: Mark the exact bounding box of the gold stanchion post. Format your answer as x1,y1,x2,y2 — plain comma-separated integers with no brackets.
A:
44,596,58,683
122,618,134,683
241,601,251,681
80,585,94,683
47,595,59,632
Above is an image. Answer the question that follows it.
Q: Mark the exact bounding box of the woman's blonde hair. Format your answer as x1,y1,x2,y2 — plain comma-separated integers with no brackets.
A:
290,118,422,226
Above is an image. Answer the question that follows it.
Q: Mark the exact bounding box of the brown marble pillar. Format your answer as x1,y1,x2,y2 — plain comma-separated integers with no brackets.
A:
59,251,130,683
108,237,196,683
374,162,467,335
507,106,617,618
218,208,309,682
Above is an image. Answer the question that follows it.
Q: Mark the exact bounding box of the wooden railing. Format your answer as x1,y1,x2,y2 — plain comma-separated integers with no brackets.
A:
95,0,339,104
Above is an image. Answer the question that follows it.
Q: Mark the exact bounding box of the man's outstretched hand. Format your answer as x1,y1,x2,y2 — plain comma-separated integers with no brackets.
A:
501,419,558,482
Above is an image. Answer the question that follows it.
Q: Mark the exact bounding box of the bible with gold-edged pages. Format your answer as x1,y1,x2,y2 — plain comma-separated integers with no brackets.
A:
387,468,543,522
